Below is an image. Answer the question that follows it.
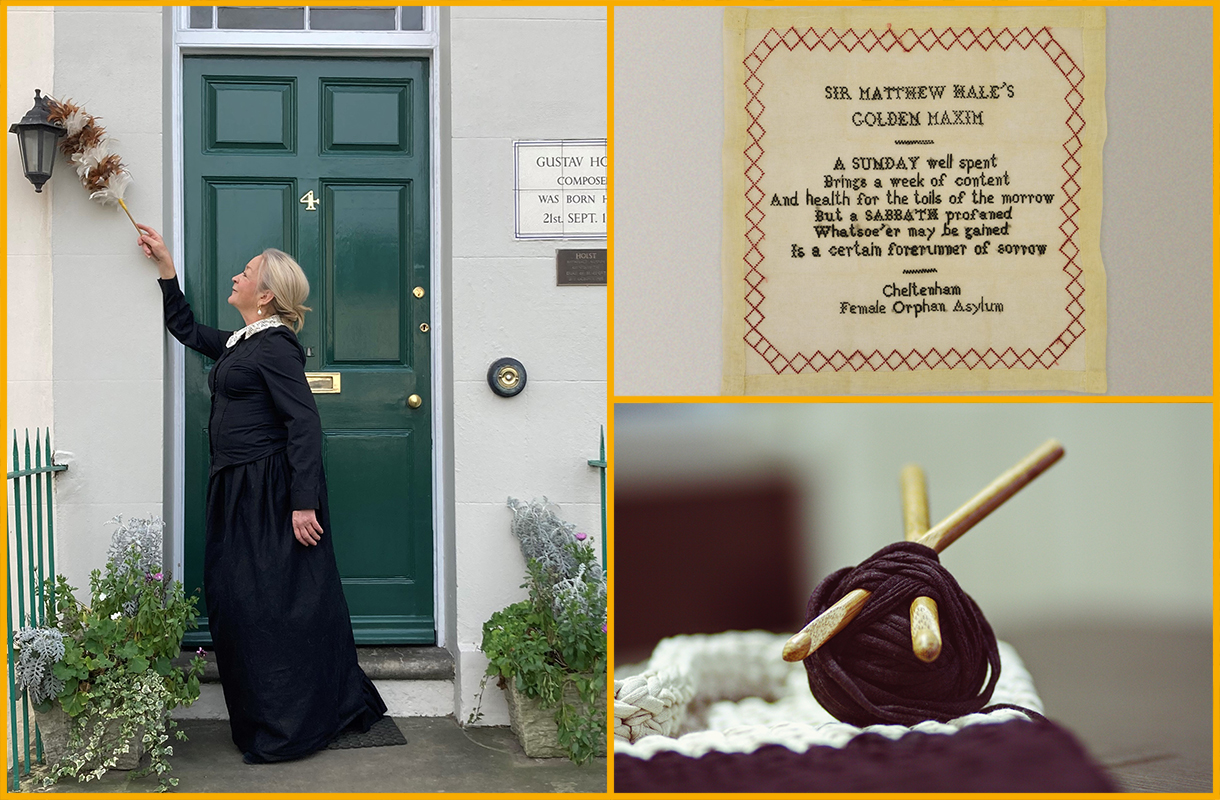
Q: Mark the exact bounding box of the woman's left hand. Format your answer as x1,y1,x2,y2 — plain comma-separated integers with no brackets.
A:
292,509,324,546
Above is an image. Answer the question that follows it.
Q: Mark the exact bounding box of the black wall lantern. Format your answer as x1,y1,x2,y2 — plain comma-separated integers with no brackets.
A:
10,90,65,192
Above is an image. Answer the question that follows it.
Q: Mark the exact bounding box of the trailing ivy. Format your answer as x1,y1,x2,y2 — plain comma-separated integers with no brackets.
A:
12,516,204,790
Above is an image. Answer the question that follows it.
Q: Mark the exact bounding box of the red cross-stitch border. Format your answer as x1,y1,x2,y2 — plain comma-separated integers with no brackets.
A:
741,26,1086,374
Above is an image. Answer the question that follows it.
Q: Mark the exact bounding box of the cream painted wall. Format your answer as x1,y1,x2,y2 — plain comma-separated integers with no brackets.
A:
615,403,1213,632
49,6,164,596
6,6,55,771
447,6,608,724
6,7,55,448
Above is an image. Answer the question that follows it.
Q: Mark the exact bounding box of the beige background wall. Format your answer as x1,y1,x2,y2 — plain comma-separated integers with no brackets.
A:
615,402,1212,631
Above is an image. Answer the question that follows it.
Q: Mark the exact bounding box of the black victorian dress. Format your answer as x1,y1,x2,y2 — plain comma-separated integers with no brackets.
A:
159,277,386,762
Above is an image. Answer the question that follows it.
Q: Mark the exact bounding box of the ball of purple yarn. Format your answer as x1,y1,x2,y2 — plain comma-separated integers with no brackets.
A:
803,540,1000,727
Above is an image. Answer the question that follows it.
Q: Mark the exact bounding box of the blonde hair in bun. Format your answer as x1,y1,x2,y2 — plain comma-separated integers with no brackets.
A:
257,248,311,332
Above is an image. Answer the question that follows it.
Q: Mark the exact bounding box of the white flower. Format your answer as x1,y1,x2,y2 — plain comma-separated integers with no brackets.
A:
98,593,107,602
110,612,121,620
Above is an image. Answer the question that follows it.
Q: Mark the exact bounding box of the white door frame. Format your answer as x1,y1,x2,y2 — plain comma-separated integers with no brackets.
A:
166,7,448,648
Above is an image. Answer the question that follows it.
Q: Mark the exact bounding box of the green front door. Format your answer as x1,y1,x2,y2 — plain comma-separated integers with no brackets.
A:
182,56,433,644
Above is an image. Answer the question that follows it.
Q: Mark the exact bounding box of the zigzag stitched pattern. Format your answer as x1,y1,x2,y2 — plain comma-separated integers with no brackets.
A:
741,26,1086,374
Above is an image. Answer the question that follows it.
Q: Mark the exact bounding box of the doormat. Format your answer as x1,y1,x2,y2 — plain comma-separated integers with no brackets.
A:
327,717,408,750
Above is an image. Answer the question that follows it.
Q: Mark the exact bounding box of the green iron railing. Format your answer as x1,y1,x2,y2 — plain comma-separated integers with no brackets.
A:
588,426,607,573
7,429,67,791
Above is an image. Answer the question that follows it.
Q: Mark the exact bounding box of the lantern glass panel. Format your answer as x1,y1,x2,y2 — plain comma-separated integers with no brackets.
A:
21,129,43,172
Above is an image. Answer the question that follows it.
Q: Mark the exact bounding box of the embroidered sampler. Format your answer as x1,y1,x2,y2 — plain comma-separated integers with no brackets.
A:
722,8,1107,394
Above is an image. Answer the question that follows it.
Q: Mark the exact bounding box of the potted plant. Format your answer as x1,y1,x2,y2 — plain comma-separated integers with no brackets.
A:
477,498,607,765
12,516,205,790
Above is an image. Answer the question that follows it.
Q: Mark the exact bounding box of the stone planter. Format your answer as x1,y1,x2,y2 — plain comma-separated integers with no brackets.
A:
35,703,145,771
502,677,607,759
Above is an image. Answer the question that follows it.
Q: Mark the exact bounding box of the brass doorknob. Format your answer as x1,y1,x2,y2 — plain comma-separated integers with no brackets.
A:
407,394,422,409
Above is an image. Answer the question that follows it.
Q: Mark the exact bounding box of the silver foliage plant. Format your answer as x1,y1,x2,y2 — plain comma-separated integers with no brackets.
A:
507,497,605,620
106,515,165,615
551,562,606,621
106,515,164,579
13,516,165,703
508,497,581,576
13,626,66,704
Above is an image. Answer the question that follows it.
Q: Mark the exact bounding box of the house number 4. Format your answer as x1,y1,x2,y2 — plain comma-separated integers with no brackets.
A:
299,190,319,211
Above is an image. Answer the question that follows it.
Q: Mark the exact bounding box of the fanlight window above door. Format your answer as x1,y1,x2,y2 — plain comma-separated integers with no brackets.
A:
185,7,427,32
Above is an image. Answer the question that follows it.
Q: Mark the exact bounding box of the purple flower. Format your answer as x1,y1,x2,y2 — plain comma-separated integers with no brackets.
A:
601,624,607,633
575,532,587,541
154,572,163,581
196,648,206,656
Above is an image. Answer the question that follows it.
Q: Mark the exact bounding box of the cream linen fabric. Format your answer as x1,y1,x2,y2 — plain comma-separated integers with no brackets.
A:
723,7,1107,394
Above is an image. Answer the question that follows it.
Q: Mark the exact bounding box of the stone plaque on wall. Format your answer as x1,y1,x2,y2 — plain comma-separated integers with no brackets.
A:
514,139,607,240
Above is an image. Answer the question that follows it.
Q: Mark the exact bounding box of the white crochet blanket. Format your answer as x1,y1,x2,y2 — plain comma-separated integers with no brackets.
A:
615,630,1043,760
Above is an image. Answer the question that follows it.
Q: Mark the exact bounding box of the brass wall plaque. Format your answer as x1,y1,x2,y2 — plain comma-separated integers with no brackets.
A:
556,248,606,286
305,372,341,394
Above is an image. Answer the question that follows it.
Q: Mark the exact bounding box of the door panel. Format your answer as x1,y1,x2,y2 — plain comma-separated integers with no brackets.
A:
183,57,433,645
324,182,411,363
321,80,413,154
204,77,296,152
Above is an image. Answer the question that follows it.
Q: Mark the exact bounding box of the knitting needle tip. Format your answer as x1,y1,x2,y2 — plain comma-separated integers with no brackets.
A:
781,631,811,662
782,588,870,662
909,596,942,662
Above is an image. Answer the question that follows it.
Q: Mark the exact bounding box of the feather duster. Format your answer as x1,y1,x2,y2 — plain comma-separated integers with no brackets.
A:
45,97,139,231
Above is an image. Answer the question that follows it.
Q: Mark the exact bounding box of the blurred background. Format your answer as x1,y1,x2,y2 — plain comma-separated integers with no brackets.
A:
613,402,1212,789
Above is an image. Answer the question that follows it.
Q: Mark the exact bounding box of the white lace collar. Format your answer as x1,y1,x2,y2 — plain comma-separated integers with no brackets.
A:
226,315,284,348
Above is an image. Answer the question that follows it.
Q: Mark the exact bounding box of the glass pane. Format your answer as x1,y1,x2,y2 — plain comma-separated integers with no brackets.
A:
309,7,395,31
216,7,304,30
399,7,424,30
189,6,214,29
21,129,40,170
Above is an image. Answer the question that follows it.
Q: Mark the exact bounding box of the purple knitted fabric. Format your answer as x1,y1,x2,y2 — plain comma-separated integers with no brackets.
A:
615,716,1116,792
803,540,1001,726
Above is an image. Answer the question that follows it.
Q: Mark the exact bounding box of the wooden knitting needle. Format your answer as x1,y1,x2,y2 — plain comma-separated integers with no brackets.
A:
776,467,940,664
902,464,942,663
782,439,1064,662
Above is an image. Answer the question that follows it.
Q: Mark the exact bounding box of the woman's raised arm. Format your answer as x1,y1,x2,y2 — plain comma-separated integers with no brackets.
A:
139,224,230,360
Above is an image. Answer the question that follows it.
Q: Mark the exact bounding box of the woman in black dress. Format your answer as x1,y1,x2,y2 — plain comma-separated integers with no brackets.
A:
136,224,386,763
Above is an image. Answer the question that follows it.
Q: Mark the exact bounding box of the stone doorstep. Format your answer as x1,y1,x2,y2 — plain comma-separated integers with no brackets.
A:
173,646,455,683
171,647,457,719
